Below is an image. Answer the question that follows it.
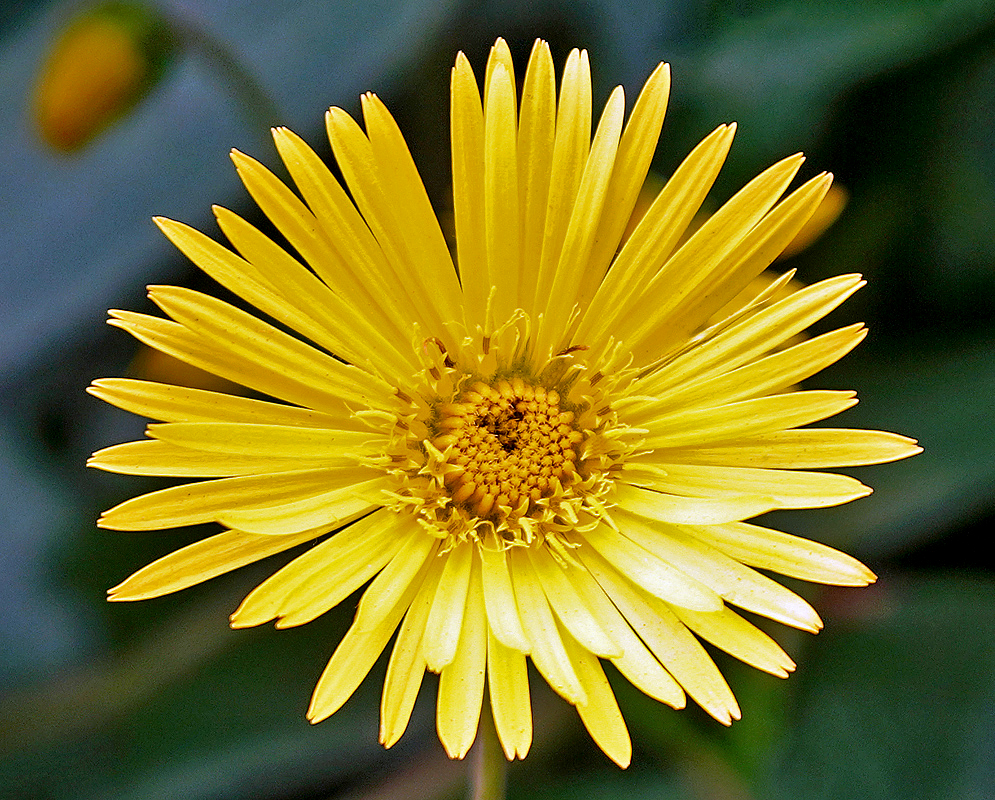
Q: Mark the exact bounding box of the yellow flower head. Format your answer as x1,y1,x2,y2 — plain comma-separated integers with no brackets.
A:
89,38,920,767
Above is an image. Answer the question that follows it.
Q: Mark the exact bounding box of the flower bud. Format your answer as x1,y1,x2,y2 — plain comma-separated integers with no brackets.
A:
33,2,176,152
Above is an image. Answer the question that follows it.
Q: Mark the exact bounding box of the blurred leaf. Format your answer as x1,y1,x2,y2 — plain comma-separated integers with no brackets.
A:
765,573,995,800
674,0,995,170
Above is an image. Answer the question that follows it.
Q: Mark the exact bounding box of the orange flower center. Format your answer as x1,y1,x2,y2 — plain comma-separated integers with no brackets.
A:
431,378,585,520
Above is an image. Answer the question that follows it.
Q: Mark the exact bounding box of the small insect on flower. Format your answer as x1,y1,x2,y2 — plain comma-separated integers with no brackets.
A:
89,37,920,767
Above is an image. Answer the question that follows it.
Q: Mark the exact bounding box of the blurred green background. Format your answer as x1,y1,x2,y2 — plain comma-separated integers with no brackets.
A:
2,0,994,798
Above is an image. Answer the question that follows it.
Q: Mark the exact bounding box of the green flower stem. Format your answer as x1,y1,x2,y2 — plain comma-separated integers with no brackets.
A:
168,11,284,132
470,705,507,800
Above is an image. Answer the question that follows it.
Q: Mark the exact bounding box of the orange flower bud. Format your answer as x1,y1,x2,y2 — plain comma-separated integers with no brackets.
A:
33,2,175,152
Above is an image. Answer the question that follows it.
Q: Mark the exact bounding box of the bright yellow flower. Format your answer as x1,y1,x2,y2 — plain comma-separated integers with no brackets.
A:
89,38,920,767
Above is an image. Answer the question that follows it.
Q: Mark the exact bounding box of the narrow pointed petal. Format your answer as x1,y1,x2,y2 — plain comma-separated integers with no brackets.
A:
579,547,741,725
561,624,632,768
509,547,586,704
423,540,474,672
487,629,532,760
108,527,323,602
437,553,487,759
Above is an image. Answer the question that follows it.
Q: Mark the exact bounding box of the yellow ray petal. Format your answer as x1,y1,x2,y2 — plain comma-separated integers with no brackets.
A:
479,536,530,653
423,540,474,672
450,50,487,326
88,439,343,477
641,390,858,450
108,526,324,601
640,273,865,396
98,469,355,531
483,62,521,323
218,475,387,535
612,482,776,525
538,84,625,357
107,311,351,417
307,542,433,724
597,152,804,354
638,173,834,353
667,428,923,468
672,604,796,678
687,520,877,586
559,552,685,708
147,286,391,409
579,523,723,612
269,127,420,347
210,206,411,377
577,123,736,346
509,546,586,705
614,510,823,632
516,39,556,316
624,324,867,422
527,545,622,658
578,547,741,725
621,460,872,509
560,624,632,768
86,378,342,427
380,554,445,748
230,508,405,628
531,48,591,316
487,628,532,760
147,421,379,459
576,62,670,312
437,552,487,759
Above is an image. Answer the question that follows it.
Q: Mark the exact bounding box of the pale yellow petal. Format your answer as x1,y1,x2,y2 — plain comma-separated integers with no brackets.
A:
307,541,432,724
538,84,625,357
107,311,350,417
437,552,487,759
531,48,591,315
687,520,877,586
86,378,342,427
269,127,419,349
508,546,586,704
487,629,532,760
560,624,632,768
98,469,356,531
450,51,487,326
623,323,867,422
578,523,723,612
613,153,805,359
559,554,685,708
516,39,556,316
88,439,340,477
423,540,474,672
667,428,923,468
147,286,391,409
483,62,521,323
218,475,388,535
577,123,736,347
576,62,670,312
578,547,741,725
614,509,823,632
108,526,323,601
230,508,406,628
527,545,622,658
613,481,776,525
380,555,444,748
640,390,858,450
672,605,796,678
644,173,834,350
640,273,866,396
621,460,872,509
479,536,530,653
